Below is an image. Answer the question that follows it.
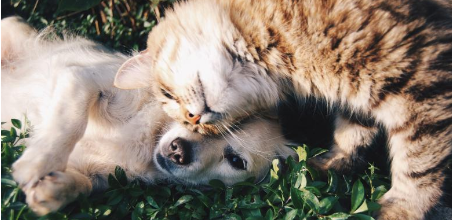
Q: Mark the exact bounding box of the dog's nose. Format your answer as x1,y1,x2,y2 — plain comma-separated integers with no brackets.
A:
185,111,201,125
167,138,192,165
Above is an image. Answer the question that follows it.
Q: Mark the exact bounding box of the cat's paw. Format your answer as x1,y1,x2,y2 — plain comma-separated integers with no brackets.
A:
307,151,353,174
12,149,66,190
24,171,77,216
375,192,423,220
374,203,416,220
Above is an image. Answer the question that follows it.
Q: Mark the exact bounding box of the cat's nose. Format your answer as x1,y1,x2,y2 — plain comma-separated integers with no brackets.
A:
185,112,201,125
166,138,192,165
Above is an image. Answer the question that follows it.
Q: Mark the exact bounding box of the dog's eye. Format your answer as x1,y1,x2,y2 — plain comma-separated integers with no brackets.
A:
226,154,247,170
160,88,174,100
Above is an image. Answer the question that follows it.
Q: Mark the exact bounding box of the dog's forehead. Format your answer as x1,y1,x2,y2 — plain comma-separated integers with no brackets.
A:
224,119,282,153
227,119,280,140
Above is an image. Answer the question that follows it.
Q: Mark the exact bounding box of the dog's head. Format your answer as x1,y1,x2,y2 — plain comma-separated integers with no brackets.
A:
154,118,296,186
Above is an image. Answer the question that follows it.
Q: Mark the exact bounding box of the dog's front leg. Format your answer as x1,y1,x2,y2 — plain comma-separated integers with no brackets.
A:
24,169,92,216
13,67,99,190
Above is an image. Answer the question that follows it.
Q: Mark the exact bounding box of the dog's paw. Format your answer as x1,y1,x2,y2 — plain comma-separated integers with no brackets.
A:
24,171,78,216
12,150,66,190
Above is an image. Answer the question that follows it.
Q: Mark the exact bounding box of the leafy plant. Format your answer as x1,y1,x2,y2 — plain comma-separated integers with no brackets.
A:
2,118,30,220
1,119,390,220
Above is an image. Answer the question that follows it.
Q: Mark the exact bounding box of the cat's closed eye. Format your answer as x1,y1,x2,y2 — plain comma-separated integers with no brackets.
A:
161,88,175,100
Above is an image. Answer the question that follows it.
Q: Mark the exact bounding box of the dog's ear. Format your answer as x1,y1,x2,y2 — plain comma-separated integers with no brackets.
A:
2,16,36,66
114,51,152,89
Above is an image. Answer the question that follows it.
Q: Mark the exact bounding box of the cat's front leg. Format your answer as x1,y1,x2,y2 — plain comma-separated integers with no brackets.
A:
12,68,98,189
375,130,449,220
24,169,92,216
308,114,378,173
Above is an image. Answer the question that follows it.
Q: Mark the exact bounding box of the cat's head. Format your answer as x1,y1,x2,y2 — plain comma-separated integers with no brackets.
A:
114,0,281,134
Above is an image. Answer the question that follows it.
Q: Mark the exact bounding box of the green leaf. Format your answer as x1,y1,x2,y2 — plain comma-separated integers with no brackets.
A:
226,187,233,201
241,209,262,218
115,166,128,186
311,181,327,188
294,173,307,189
146,208,160,219
353,214,376,220
327,212,351,220
2,136,14,143
1,130,10,137
351,180,365,213
57,0,102,13
156,186,171,197
305,186,322,197
371,185,388,201
264,209,274,220
306,165,319,181
10,127,17,138
146,196,159,209
326,170,338,193
271,159,280,174
283,209,298,220
133,201,145,218
11,119,21,129
290,188,304,209
300,189,320,213
309,148,328,158
1,178,17,187
296,146,307,162
353,199,369,214
2,188,20,208
7,201,26,210
368,163,376,176
238,196,267,209
131,211,141,220
196,194,211,208
226,214,243,220
106,189,123,205
107,174,122,189
366,201,382,212
245,217,263,220
174,195,193,207
127,187,144,197
319,197,338,214
342,176,353,195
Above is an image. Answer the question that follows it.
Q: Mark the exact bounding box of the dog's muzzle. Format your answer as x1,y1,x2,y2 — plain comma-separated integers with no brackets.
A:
164,138,192,165
156,138,194,173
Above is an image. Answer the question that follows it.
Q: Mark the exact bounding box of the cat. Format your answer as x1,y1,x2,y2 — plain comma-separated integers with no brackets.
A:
2,16,295,215
113,0,452,219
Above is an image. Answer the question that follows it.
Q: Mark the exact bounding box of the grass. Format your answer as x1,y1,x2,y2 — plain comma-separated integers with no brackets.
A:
3,1,391,219
4,0,175,53
1,118,390,220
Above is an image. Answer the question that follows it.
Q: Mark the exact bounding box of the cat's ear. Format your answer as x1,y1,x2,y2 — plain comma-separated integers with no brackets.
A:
114,51,152,89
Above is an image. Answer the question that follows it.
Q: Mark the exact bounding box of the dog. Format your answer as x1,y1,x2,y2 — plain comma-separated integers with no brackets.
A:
1,17,296,215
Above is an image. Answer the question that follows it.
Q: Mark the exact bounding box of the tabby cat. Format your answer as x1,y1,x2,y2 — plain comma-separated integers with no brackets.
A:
114,0,452,219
